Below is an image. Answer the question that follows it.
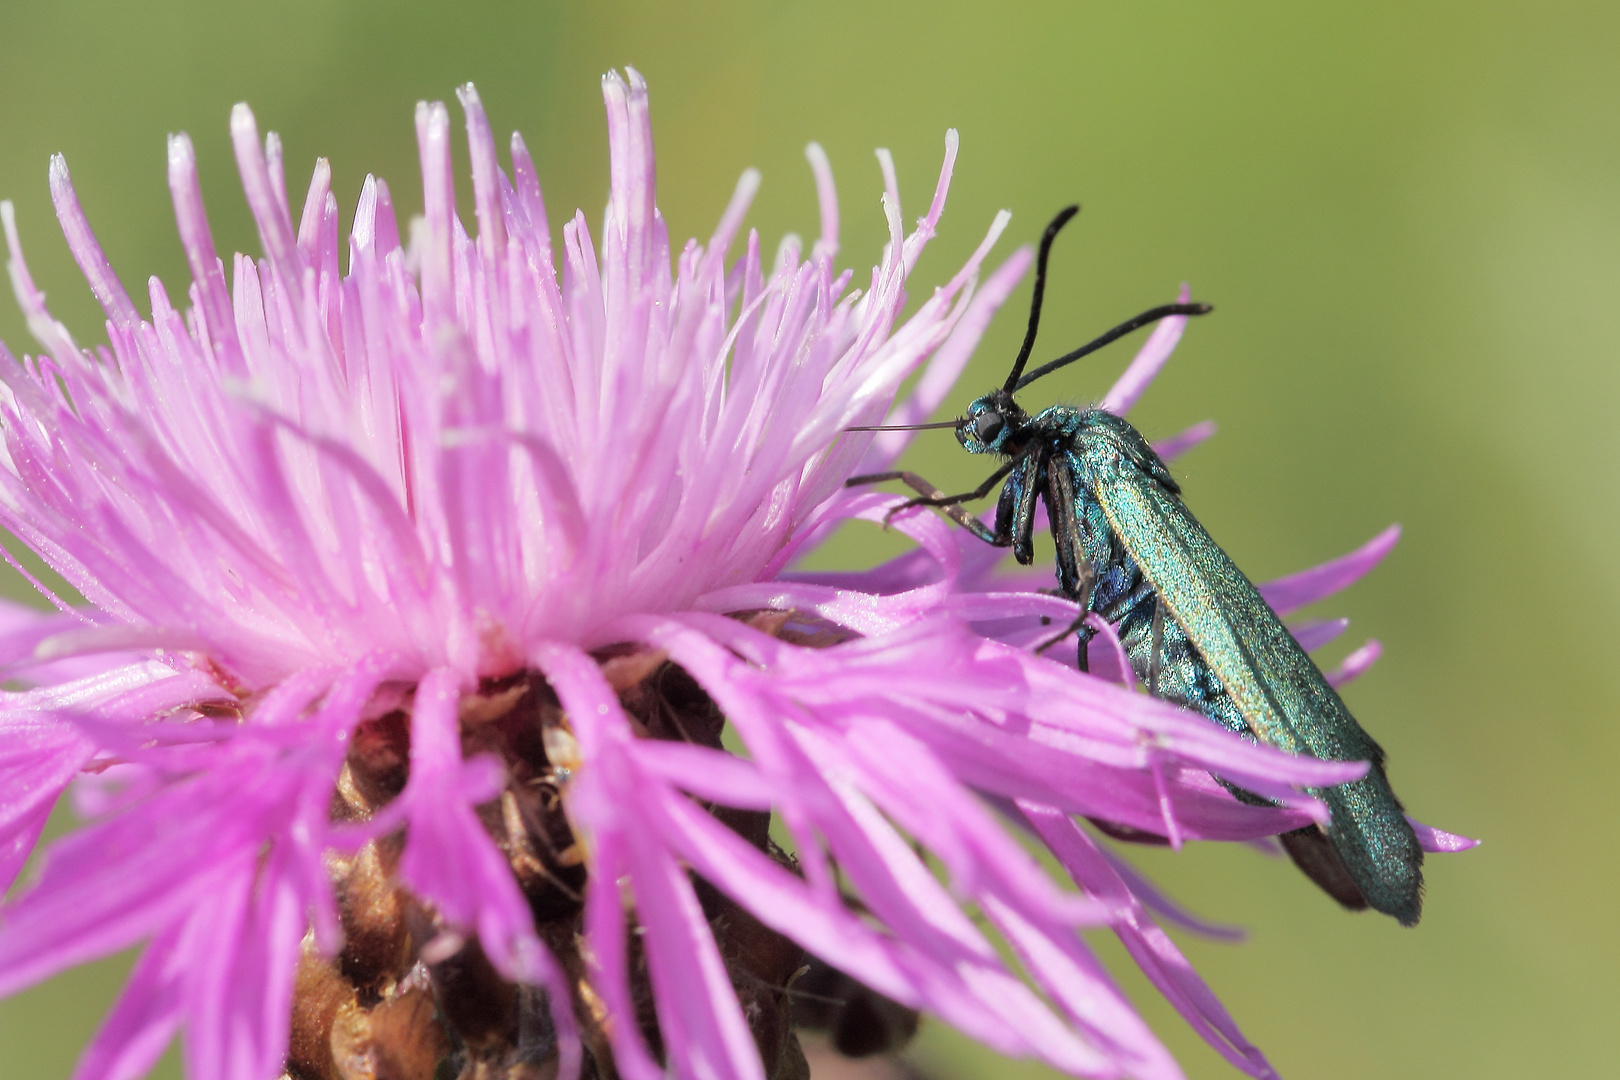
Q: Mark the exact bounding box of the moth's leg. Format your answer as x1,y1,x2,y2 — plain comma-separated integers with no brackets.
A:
1008,460,1042,565
1035,459,1097,661
1033,605,1093,661
1096,579,1156,625
1030,569,1096,659
846,461,1018,545
1032,571,1097,668
1147,598,1166,698
1044,456,1097,606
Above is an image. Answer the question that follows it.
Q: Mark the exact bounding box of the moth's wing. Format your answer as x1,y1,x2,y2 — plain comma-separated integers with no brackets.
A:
1093,468,1368,755
1094,467,1425,924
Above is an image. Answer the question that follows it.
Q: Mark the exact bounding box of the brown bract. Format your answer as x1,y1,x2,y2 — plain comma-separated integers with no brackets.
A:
281,613,913,1080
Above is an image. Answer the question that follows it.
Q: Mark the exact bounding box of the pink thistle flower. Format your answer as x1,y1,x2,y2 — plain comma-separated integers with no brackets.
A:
0,71,1465,1080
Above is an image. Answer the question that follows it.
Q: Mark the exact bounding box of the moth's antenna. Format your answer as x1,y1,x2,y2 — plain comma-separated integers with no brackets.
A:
845,419,962,432
1012,302,1213,392
1002,205,1081,393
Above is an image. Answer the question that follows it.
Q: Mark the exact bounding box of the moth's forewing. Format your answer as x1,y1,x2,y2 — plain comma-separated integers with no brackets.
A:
1086,429,1424,925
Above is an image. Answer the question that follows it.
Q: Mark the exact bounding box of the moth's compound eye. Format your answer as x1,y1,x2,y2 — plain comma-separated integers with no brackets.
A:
973,411,1005,444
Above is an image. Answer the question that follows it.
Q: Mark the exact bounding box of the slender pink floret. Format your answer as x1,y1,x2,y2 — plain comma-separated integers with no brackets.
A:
0,72,1460,1080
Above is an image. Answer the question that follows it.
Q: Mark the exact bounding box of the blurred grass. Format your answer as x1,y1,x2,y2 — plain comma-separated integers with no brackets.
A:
0,1,1615,1077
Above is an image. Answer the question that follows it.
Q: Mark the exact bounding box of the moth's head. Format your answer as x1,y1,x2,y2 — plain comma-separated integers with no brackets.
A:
957,390,1026,455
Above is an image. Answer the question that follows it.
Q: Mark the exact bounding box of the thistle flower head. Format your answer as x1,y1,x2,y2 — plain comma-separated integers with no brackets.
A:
0,72,1462,1080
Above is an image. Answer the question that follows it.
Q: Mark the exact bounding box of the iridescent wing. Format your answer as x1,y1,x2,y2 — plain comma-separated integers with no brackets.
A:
1093,459,1424,924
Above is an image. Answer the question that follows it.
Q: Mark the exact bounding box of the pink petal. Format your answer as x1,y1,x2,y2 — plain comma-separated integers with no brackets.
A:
1098,284,1194,416
1153,419,1217,462
534,640,755,1080
1091,841,1247,942
229,104,301,282
396,670,568,995
1259,525,1400,616
1289,616,1349,652
1408,818,1480,853
48,156,141,330
69,926,183,1080
1022,802,1279,1080
1327,638,1382,686
166,133,244,375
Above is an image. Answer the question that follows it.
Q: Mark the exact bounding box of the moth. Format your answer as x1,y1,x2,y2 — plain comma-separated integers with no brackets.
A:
849,207,1424,923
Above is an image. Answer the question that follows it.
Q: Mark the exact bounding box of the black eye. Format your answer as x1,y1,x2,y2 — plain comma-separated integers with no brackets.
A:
974,412,1005,443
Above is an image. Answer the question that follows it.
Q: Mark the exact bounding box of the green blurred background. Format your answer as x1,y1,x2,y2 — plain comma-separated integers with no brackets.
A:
0,1,1613,1077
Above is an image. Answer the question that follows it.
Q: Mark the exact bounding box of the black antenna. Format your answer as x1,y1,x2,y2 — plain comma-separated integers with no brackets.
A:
1012,302,1213,391
845,419,962,432
1002,205,1081,393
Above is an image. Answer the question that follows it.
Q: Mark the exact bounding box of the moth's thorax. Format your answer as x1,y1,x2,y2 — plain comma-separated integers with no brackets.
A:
1031,406,1182,495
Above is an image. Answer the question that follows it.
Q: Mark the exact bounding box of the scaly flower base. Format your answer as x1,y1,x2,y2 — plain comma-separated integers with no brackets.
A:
285,616,899,1080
